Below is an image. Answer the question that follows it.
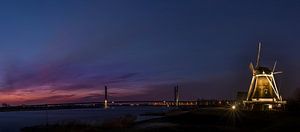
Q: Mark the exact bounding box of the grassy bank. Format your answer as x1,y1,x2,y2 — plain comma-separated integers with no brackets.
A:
21,108,300,132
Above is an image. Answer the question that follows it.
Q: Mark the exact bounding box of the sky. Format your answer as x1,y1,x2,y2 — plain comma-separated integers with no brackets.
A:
0,0,300,105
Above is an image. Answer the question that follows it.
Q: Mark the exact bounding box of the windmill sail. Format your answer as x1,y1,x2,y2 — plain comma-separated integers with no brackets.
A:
255,42,261,68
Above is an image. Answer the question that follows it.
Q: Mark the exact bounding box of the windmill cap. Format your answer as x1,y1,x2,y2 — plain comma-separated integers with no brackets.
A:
255,67,272,74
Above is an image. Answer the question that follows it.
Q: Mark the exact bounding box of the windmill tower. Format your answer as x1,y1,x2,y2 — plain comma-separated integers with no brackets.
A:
174,85,179,107
244,43,286,110
104,85,108,109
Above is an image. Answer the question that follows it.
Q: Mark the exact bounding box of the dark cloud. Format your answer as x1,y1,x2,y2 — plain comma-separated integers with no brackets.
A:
116,72,139,80
19,94,76,105
78,93,102,102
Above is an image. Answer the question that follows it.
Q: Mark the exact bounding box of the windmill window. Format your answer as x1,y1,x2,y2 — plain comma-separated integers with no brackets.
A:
264,89,268,95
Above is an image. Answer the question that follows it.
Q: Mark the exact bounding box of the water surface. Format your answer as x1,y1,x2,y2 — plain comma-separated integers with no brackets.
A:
0,106,169,132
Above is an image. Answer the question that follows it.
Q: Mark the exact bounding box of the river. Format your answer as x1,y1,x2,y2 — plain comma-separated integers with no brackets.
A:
0,106,170,132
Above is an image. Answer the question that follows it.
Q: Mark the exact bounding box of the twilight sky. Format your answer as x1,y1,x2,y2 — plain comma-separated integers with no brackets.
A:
0,0,300,105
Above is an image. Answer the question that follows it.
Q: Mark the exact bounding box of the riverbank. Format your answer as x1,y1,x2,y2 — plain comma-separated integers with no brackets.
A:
21,107,300,132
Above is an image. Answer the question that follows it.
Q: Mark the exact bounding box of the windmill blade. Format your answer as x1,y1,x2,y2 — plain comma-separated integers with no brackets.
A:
272,61,277,73
273,71,283,74
249,62,255,74
255,42,261,68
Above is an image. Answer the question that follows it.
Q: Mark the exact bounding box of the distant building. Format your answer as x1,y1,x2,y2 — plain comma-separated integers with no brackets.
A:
236,91,247,107
236,91,247,101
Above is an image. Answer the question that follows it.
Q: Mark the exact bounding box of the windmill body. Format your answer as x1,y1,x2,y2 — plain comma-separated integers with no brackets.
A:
243,43,286,110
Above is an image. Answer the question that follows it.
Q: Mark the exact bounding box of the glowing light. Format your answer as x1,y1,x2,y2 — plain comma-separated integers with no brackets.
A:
104,100,108,109
232,105,236,110
268,104,272,109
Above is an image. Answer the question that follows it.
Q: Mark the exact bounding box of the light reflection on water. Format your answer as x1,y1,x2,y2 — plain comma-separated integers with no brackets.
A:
0,106,170,132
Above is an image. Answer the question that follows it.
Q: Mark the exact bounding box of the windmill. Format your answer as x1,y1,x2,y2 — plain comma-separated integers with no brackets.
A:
244,43,286,110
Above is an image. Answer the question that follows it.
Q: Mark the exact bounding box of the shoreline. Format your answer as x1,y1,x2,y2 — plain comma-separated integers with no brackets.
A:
21,107,300,132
